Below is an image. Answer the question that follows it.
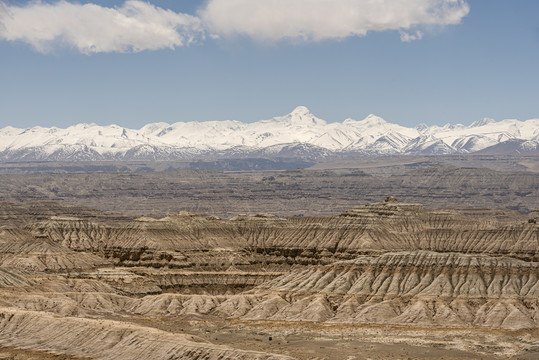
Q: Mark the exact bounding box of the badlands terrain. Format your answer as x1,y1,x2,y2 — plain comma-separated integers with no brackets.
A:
0,156,538,359
0,155,538,218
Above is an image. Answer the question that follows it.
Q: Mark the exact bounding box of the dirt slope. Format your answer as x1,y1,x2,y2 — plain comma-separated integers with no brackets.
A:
0,198,537,359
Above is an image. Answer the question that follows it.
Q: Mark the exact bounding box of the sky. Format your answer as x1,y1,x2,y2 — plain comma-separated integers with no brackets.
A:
0,0,538,129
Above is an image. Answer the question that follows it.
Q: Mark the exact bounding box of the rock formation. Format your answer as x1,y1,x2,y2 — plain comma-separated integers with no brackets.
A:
0,198,537,358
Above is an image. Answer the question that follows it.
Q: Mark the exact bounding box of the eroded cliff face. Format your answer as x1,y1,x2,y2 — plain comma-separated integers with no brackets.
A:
251,251,539,327
25,199,539,267
0,198,538,359
0,308,293,360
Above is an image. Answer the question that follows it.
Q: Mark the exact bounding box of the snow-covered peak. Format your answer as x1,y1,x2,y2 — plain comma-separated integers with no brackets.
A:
0,108,537,160
271,106,326,126
358,114,387,127
290,106,311,116
70,123,98,130
470,118,496,127
139,122,171,136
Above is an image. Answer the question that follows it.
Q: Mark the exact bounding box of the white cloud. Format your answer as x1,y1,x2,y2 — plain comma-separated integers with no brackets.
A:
0,1,202,53
200,0,470,42
0,0,470,54
400,30,423,42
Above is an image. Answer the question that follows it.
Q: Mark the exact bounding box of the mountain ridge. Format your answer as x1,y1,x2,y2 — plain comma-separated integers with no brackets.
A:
1,106,538,161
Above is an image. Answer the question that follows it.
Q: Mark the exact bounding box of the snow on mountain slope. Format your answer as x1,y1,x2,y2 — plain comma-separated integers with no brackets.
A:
0,123,150,154
0,106,538,161
475,137,539,155
423,118,539,152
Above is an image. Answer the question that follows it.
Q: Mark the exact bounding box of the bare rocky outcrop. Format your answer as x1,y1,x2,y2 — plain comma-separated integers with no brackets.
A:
248,251,539,328
0,268,33,288
26,203,538,270
0,308,292,360
0,162,537,217
1,199,538,358
0,238,110,272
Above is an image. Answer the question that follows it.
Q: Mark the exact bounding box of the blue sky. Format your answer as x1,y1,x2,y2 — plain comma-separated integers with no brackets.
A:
0,0,538,128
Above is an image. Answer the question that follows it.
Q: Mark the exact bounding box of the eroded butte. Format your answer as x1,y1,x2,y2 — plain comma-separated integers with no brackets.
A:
0,197,538,359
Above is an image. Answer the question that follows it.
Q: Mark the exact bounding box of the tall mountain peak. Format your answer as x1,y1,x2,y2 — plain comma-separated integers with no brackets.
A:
1,110,536,160
280,106,326,126
360,114,387,126
290,106,311,116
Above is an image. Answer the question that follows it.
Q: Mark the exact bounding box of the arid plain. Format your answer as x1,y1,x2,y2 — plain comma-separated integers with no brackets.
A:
0,155,538,359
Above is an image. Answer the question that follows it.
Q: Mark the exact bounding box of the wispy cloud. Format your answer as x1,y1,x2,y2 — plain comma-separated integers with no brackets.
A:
201,0,469,42
0,0,469,54
0,0,202,53
400,30,423,42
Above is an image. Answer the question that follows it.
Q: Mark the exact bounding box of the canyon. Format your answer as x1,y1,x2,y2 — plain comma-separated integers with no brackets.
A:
0,193,538,359
0,155,538,359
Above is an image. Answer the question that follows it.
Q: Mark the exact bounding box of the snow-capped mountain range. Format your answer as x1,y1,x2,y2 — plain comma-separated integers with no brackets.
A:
1,106,538,161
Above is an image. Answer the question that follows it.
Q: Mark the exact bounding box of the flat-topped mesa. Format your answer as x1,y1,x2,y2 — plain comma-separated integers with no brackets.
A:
340,196,425,217
49,216,84,221
160,211,221,223
230,213,285,222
